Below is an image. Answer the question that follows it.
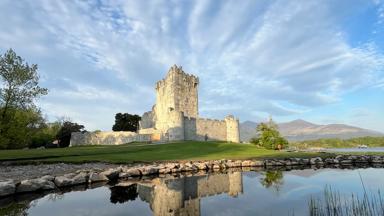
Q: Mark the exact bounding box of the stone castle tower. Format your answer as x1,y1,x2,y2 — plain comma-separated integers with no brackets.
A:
139,65,240,143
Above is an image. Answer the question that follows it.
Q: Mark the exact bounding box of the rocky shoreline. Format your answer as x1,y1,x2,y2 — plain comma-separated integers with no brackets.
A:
1,154,384,198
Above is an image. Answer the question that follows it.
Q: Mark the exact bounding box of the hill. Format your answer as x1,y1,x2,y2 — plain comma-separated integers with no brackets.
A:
240,119,384,142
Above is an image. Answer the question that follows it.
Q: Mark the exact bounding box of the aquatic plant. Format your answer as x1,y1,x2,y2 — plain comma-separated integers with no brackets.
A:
309,186,384,216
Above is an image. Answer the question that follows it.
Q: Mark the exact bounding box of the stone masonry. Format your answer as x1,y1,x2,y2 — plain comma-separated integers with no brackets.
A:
70,65,240,146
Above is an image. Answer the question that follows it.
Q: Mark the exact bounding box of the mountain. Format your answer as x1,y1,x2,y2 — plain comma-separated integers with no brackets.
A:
240,119,384,142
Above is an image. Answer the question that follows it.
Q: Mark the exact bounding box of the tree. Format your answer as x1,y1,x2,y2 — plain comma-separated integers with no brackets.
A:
56,121,85,147
250,117,288,150
0,49,48,148
112,113,141,132
30,121,62,148
0,107,45,149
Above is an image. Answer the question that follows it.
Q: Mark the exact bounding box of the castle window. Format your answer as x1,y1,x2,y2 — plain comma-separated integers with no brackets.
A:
169,107,174,111
194,83,197,88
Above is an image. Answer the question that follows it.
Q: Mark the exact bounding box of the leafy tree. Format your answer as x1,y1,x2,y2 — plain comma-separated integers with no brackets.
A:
0,107,45,149
260,170,284,193
112,113,141,132
250,117,288,150
56,121,85,147
0,49,48,148
30,121,62,148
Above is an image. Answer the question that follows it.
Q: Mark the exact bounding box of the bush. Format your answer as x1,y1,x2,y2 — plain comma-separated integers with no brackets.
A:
250,118,288,150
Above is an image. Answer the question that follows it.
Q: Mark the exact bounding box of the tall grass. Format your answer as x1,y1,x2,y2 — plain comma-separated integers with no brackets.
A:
309,186,384,216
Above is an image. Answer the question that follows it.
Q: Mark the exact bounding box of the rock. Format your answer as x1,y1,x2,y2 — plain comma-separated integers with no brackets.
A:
54,175,73,187
89,172,109,183
340,160,352,164
41,175,55,181
120,168,142,178
372,156,383,163
72,172,88,185
16,178,55,193
139,166,159,176
159,168,172,174
301,159,310,165
101,168,121,181
251,160,264,167
241,160,252,167
54,172,88,187
195,162,208,170
213,164,221,170
310,157,323,165
0,180,15,197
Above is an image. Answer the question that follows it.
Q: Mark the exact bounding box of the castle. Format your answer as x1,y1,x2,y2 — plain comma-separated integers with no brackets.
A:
70,65,240,146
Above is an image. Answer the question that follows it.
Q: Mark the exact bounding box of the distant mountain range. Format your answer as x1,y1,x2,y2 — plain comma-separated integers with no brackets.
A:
240,119,384,142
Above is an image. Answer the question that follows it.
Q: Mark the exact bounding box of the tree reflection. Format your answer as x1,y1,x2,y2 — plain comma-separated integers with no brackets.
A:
110,184,138,204
260,170,284,193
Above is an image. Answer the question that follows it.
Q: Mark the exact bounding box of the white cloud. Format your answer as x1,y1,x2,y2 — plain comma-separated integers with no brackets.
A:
0,0,383,130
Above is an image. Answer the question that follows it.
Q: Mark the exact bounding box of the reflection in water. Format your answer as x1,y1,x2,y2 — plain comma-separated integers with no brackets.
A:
260,170,284,193
110,184,138,204
2,168,384,216
109,172,243,215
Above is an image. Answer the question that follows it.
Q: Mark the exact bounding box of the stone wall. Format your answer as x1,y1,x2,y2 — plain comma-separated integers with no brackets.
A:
70,131,151,146
196,118,227,141
225,115,240,143
139,111,155,129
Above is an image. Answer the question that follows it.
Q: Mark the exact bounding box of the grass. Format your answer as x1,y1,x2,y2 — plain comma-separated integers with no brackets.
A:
0,141,332,164
291,137,384,149
309,186,384,216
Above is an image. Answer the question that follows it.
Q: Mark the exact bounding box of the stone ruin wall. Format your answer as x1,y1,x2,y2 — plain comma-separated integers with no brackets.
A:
195,118,227,141
70,131,151,146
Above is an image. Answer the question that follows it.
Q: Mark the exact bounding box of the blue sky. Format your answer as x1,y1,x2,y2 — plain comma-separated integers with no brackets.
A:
0,0,383,132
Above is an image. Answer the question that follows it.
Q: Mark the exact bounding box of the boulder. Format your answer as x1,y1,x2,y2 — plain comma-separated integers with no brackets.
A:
16,178,55,193
0,180,15,197
251,160,264,167
139,166,159,176
120,168,142,178
195,162,208,170
89,172,109,183
241,160,253,167
72,172,88,185
54,175,73,187
310,157,323,165
54,172,88,187
101,168,121,181
212,164,221,170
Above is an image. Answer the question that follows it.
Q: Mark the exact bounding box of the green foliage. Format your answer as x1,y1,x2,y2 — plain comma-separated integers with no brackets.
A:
260,170,284,192
112,113,141,132
291,136,384,149
30,121,62,148
309,186,384,216
251,118,288,150
0,107,45,149
56,121,85,147
0,49,48,149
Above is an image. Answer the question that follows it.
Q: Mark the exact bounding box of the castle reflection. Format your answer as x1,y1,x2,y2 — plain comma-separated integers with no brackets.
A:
109,172,243,216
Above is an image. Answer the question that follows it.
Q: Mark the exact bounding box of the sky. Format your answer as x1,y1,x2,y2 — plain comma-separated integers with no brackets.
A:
0,0,383,132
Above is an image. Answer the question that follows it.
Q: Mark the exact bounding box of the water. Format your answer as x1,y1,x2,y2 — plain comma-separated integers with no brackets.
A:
1,168,384,216
327,147,384,152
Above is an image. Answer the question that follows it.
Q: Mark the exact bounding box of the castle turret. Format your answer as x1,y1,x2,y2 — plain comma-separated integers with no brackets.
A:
225,115,240,143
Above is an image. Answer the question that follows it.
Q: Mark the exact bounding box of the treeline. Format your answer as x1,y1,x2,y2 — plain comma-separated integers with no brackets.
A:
290,136,384,149
0,49,85,149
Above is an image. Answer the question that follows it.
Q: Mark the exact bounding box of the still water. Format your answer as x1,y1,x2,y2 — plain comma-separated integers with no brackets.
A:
1,168,384,216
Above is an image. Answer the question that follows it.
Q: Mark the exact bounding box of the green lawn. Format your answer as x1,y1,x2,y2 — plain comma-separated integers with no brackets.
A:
0,141,334,164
